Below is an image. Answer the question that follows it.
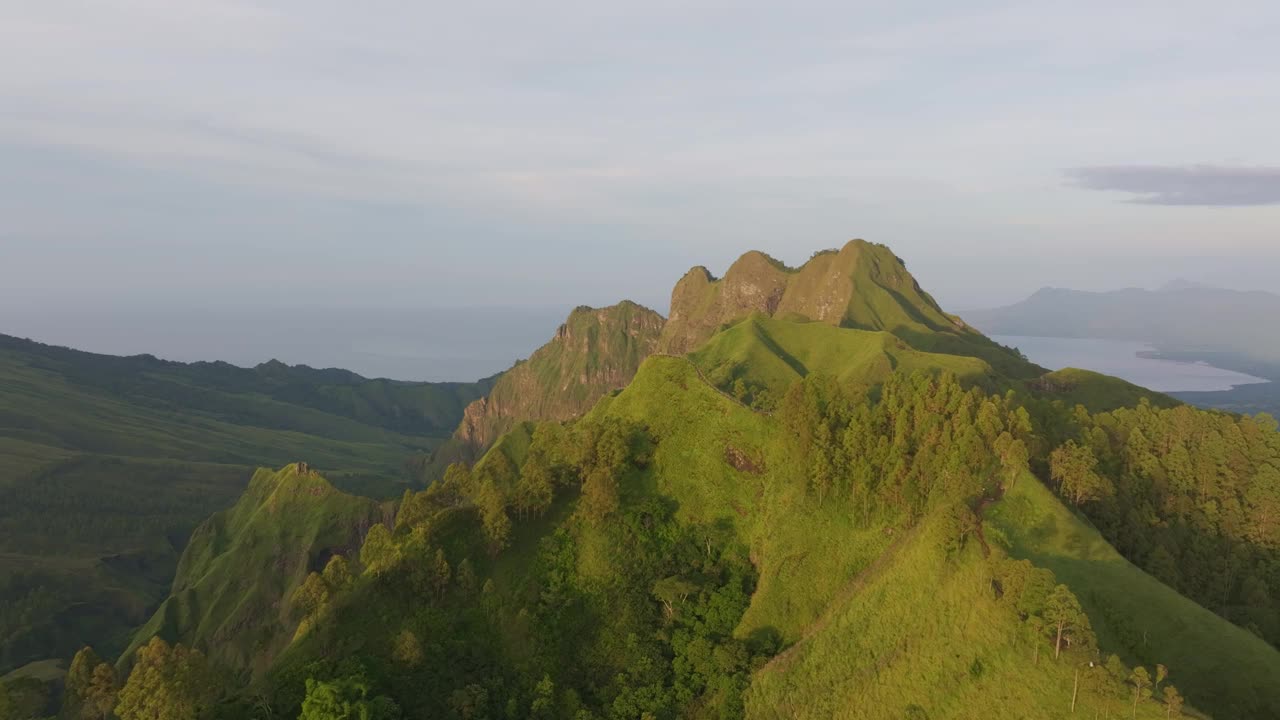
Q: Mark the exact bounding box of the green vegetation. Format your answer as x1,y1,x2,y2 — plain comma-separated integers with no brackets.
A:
1025,367,1179,413
1044,402,1280,649
688,313,997,410
0,334,489,675
123,464,385,676
14,242,1280,720
989,475,1280,719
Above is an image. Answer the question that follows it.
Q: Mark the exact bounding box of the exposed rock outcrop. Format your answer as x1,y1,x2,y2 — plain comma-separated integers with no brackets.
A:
452,301,665,453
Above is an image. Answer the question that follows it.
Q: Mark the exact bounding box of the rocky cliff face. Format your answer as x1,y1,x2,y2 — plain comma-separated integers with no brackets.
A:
453,301,665,452
658,239,973,355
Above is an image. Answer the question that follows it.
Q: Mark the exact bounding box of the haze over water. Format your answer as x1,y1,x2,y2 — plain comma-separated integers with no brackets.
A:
993,335,1270,393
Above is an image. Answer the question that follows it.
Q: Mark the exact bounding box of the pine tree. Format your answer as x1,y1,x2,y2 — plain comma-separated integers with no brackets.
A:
1129,667,1152,719
1043,584,1092,659
116,637,219,720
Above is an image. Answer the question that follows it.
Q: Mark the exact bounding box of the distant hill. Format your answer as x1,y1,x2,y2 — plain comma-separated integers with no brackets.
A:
0,333,490,674
963,283,1280,366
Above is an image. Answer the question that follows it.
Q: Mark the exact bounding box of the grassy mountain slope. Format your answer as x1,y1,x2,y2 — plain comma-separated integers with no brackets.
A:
125,464,385,676
689,313,999,405
744,511,1171,720
988,477,1280,719
590,356,895,643
659,241,1035,378
450,301,664,454
1025,367,1179,413
0,334,487,674
243,354,1241,719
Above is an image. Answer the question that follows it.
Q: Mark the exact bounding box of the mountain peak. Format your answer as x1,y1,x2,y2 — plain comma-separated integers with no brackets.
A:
452,300,664,452
660,239,960,355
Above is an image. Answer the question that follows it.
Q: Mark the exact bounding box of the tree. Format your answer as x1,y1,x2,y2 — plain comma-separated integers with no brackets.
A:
530,675,555,719
477,481,512,554
1050,441,1114,507
83,664,118,720
391,628,424,667
1043,584,1092,659
299,676,400,720
1154,663,1167,696
430,548,452,598
292,572,331,619
1129,667,1152,719
62,646,103,719
1,677,49,720
456,558,478,595
322,555,353,591
360,524,398,576
516,452,556,519
1163,684,1184,718
115,637,219,720
581,464,620,524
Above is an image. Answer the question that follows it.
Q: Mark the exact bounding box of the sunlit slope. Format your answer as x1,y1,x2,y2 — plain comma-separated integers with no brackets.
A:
1025,367,1179,413
124,464,385,676
689,313,998,397
659,240,1037,379
988,477,1280,719
744,511,1168,720
594,356,915,644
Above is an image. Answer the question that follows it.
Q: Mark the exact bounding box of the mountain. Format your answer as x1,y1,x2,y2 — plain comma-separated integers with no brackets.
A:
227,353,1280,719
659,240,1035,378
963,283,1280,415
123,464,386,676
448,301,665,455
963,283,1280,366
0,333,490,675
16,241,1280,720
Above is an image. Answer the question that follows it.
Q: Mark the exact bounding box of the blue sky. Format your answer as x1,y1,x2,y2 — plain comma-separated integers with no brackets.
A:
3,0,1280,315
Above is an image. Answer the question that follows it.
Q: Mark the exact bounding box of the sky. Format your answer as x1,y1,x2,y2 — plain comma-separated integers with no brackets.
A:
3,1,1280,374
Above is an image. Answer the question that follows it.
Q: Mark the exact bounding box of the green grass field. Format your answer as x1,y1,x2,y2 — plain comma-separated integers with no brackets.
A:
988,476,1280,719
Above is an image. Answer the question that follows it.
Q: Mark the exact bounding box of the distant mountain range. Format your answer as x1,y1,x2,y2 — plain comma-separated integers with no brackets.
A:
963,282,1280,367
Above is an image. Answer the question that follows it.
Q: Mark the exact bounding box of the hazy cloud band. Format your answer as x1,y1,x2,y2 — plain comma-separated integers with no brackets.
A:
1067,165,1280,206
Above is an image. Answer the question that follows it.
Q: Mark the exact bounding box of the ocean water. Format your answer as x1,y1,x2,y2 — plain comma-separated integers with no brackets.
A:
992,335,1270,393
0,305,570,382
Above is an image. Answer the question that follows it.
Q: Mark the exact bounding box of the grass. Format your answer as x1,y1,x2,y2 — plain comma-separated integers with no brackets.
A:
743,510,1179,720
0,334,488,675
1025,367,1179,413
987,475,1280,719
689,314,997,397
123,464,385,677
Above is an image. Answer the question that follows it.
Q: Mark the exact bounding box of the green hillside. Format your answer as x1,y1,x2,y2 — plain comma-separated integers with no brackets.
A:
124,464,385,676
688,313,999,408
148,354,1257,719
989,477,1280,719
18,242,1280,720
1024,367,1179,413
0,334,489,675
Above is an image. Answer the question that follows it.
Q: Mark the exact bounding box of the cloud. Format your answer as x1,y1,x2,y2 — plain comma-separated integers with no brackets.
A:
1066,165,1280,206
